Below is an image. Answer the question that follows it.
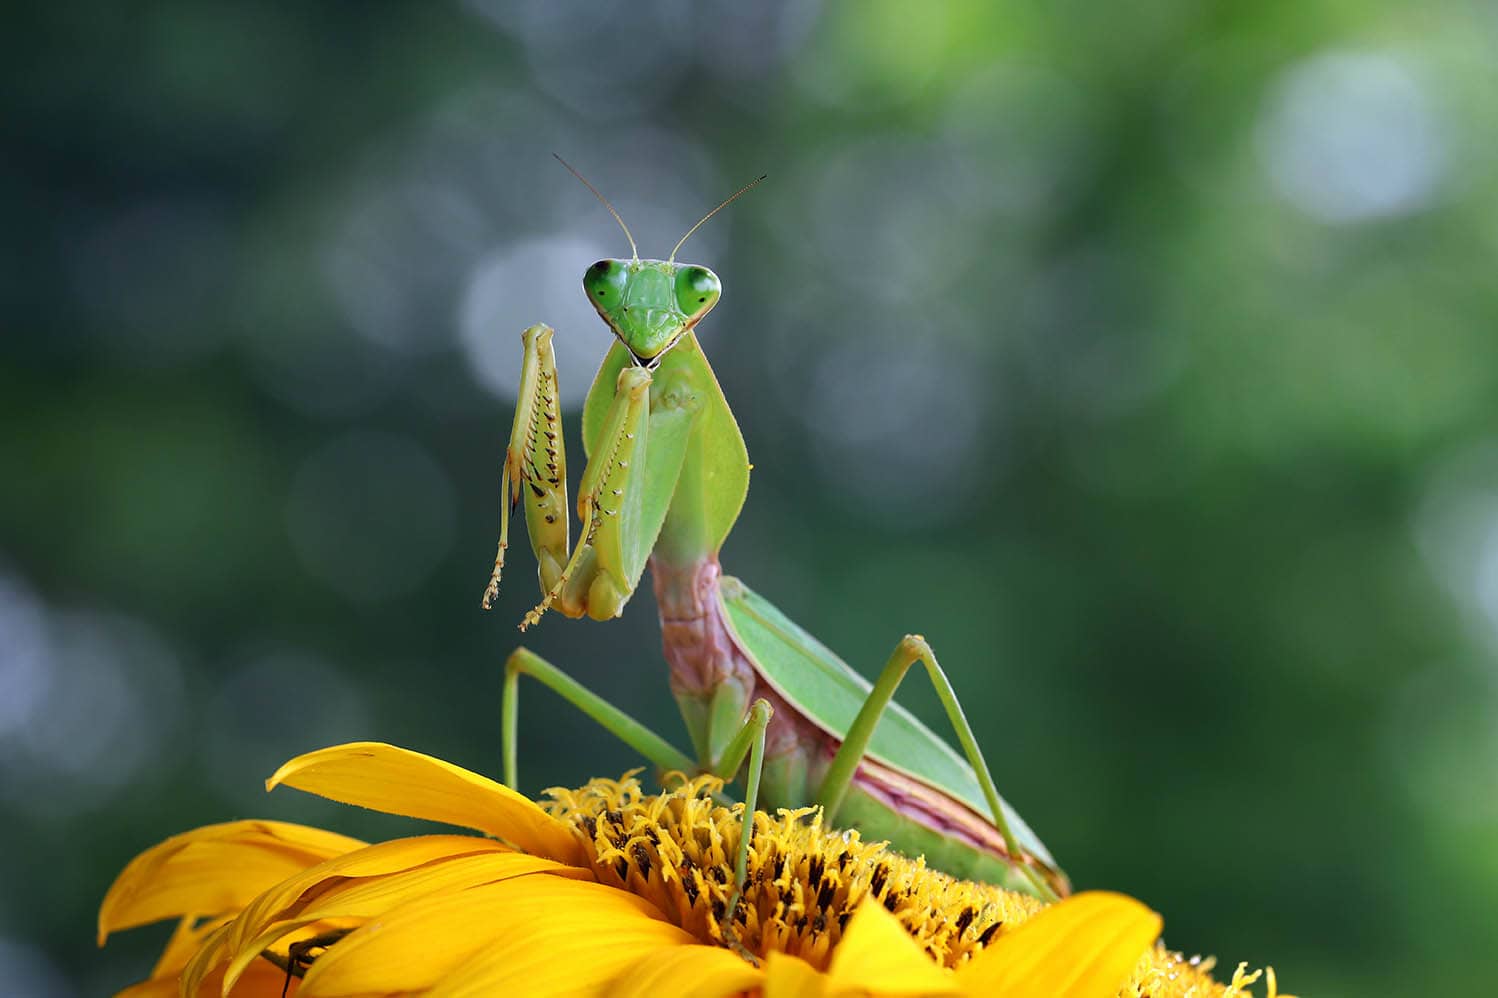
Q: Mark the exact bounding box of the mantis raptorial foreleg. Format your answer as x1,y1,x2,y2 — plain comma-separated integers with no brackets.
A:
524,365,652,627
483,324,569,611
813,634,1056,900
483,326,663,626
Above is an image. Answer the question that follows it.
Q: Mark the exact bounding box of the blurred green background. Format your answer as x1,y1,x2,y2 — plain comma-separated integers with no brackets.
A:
4,2,1496,994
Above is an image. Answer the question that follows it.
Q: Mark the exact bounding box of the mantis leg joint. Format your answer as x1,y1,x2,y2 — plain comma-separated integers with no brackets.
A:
897,634,932,658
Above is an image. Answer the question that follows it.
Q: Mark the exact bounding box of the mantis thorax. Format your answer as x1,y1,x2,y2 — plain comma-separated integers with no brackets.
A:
583,258,721,362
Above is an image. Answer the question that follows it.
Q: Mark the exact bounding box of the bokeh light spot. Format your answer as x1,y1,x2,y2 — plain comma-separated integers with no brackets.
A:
1257,50,1447,223
459,235,620,407
1413,440,1498,647
0,571,50,738
0,604,183,821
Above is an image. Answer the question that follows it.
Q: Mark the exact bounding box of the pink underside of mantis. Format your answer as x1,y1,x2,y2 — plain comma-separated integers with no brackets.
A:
651,554,813,763
650,553,1016,861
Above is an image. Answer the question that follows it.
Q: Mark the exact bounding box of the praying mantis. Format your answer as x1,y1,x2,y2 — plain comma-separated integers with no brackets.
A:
482,159,1068,903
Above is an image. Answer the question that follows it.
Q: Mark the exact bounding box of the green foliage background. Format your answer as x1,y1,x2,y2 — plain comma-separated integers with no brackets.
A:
3,3,1495,994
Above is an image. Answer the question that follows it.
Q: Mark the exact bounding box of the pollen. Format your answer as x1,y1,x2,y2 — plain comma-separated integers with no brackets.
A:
544,773,1286,995
545,771,1032,970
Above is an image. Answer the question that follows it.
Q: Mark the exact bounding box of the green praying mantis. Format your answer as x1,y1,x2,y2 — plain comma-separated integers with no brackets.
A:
482,159,1068,904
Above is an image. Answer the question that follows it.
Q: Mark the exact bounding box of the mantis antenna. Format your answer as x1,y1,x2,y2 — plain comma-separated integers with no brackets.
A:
668,174,767,264
554,153,639,262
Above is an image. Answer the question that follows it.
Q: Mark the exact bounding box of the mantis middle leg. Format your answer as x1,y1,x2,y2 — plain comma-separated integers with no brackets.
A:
502,647,695,788
501,648,772,932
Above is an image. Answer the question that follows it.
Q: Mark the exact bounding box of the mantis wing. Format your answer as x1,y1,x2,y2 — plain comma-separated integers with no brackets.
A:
717,577,1057,870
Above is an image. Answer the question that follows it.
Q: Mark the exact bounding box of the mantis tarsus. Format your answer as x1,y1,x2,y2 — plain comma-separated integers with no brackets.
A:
260,928,352,998
482,159,1068,904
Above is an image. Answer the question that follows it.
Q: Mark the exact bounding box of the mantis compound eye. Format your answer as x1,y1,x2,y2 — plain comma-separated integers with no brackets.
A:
674,265,721,317
584,260,629,307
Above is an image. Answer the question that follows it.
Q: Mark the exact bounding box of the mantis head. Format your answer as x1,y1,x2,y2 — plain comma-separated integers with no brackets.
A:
554,154,763,364
583,258,721,362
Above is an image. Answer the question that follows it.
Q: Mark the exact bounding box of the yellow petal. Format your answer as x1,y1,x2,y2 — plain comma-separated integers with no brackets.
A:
266,742,585,866
179,920,235,998
98,820,364,944
823,900,959,997
300,875,689,996
604,943,763,998
114,915,230,996
957,891,1161,998
185,919,366,998
223,835,513,962
763,951,829,998
222,849,581,993
221,959,299,997
152,914,229,979
119,958,292,998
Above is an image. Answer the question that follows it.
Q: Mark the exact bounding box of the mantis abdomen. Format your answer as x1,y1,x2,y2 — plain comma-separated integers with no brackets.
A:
651,553,1069,897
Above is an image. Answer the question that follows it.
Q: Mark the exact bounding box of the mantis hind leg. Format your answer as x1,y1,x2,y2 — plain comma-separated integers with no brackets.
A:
815,635,1059,902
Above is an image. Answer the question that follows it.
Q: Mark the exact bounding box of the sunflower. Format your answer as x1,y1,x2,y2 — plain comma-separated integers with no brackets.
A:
99,742,1286,997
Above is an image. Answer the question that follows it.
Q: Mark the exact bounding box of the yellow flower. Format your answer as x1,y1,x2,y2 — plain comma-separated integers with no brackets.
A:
98,742,1279,997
